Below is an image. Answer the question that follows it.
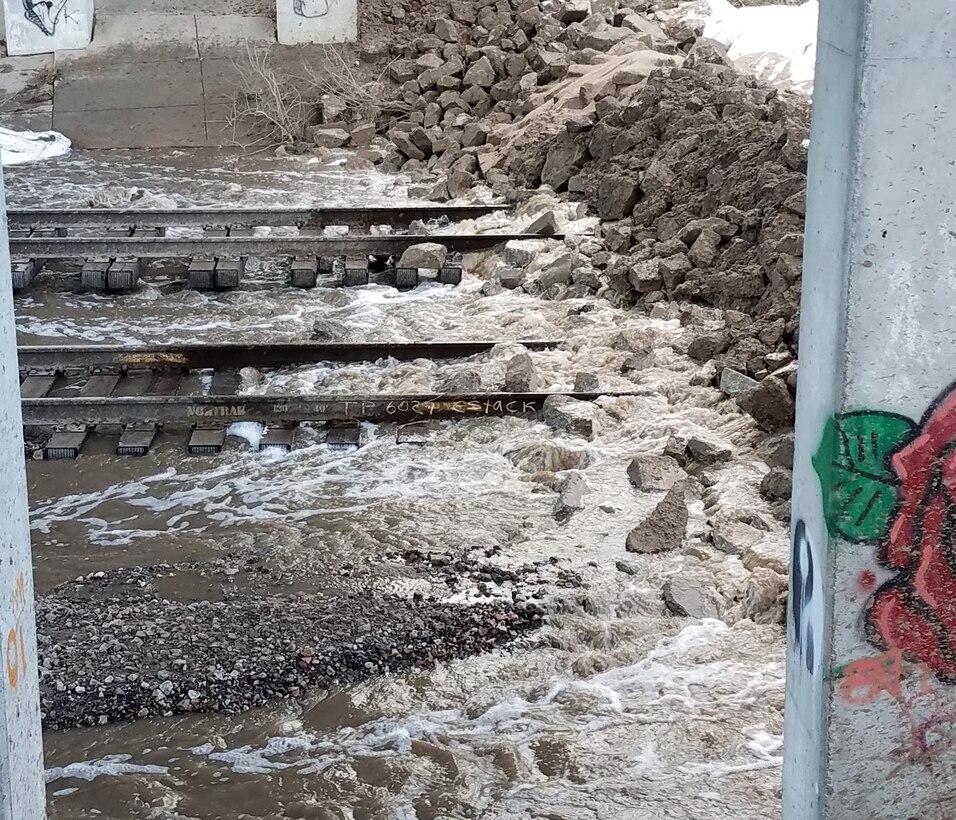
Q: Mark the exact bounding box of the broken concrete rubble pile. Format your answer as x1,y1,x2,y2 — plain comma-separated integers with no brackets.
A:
360,0,809,436
338,0,806,629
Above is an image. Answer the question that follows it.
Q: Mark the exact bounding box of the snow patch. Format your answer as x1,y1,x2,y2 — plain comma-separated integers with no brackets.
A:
0,127,71,165
664,0,818,93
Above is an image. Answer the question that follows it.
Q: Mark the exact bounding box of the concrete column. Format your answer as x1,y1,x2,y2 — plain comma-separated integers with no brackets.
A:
2,0,92,56
276,0,356,45
0,168,46,819
784,0,956,817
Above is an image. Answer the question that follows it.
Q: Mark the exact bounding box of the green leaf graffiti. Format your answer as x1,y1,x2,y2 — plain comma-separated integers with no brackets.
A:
812,412,916,542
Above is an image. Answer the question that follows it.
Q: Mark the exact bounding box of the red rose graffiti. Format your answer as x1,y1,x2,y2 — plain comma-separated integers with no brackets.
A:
814,384,956,681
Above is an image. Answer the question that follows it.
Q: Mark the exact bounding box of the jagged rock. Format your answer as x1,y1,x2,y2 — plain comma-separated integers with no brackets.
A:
686,436,732,465
658,254,692,290
663,570,720,619
737,376,795,431
442,369,481,392
742,534,789,576
574,372,600,392
579,26,632,51
760,466,792,501
572,265,602,290
398,242,448,269
539,253,576,289
498,267,526,289
349,122,376,147
688,228,721,268
554,472,589,516
627,454,686,491
766,433,795,469
530,50,570,83
449,0,475,23
719,368,759,398
480,278,505,296
597,177,641,220
711,519,764,555
542,395,601,439
630,259,662,293
684,37,733,69
687,332,730,362
311,127,350,148
625,485,688,553
641,159,675,194
464,56,496,87
239,367,261,390
504,239,547,267
434,17,459,41
527,210,558,236
541,134,587,191
558,0,590,23
733,566,788,625
446,169,475,198
390,61,417,82
615,560,637,575
311,318,349,340
389,130,425,161
461,122,488,147
664,435,689,465
505,352,542,392
409,127,437,157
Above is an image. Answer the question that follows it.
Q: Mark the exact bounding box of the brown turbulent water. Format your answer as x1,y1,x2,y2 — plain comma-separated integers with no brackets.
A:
7,148,786,820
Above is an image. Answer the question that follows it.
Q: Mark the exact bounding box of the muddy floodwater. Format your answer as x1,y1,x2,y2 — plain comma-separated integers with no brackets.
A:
8,149,787,820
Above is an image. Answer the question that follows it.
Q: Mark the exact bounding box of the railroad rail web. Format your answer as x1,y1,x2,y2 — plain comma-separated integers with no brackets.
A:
19,342,628,459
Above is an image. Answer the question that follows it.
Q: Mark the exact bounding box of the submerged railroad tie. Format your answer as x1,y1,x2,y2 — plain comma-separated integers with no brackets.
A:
17,340,624,459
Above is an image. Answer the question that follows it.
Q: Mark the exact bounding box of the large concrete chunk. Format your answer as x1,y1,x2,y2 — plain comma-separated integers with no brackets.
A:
625,485,688,553
504,353,542,392
542,395,601,440
398,243,447,270
736,375,795,431
627,454,687,491
663,570,720,619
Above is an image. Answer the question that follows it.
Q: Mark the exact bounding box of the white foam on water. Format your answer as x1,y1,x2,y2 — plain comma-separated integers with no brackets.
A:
226,422,265,451
45,754,168,783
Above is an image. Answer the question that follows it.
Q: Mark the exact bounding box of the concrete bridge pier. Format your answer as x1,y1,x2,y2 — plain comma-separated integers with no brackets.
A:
784,0,956,816
0,167,46,819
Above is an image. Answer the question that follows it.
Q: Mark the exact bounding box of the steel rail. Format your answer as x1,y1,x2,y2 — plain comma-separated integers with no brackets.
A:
17,341,560,371
7,205,509,229
21,392,617,426
9,233,558,259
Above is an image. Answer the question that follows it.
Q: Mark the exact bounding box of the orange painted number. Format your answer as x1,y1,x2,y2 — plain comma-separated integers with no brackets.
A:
6,624,27,690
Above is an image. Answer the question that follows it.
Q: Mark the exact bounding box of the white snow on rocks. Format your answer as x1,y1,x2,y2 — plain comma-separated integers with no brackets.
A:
662,0,818,93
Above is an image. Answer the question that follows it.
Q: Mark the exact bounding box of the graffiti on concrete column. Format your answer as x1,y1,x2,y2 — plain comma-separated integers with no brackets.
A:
293,0,330,17
790,519,823,676
813,383,956,682
22,0,70,35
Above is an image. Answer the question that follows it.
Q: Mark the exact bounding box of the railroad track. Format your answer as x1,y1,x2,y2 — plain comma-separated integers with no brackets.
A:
20,341,617,459
7,205,558,293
